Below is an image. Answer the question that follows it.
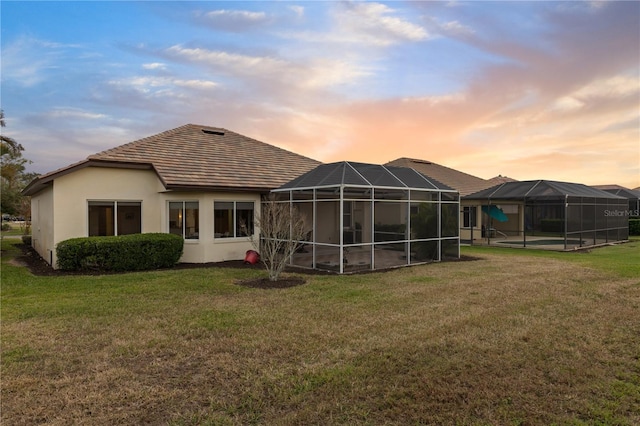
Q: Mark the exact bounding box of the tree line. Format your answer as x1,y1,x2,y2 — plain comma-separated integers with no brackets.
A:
1,110,37,221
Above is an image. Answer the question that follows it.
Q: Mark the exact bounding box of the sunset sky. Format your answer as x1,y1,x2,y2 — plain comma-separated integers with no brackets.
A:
2,1,639,189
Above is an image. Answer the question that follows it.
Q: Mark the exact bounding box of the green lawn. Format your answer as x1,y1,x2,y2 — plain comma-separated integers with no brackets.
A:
2,239,639,425
0,222,27,237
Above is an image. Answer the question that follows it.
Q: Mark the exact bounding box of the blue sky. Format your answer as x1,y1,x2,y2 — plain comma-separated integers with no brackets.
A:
2,1,639,188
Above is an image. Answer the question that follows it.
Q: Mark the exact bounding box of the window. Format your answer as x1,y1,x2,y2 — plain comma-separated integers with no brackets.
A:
88,201,141,236
169,201,199,239
214,201,254,238
463,206,476,228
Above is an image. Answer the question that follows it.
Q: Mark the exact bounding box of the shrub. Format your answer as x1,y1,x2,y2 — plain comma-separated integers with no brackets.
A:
630,219,640,236
22,235,32,245
56,233,184,272
1,223,10,231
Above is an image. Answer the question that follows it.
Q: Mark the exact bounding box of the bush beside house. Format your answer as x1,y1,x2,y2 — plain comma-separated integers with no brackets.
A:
57,233,184,272
630,218,640,236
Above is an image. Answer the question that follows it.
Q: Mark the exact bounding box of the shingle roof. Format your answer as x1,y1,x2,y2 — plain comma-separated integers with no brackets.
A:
486,175,518,186
386,158,492,196
276,161,454,191
24,124,320,195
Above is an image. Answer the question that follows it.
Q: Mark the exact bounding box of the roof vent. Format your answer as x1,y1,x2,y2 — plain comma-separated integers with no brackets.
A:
202,129,225,136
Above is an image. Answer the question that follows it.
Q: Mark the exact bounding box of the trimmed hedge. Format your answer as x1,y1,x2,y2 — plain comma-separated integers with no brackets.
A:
57,233,184,272
630,219,640,236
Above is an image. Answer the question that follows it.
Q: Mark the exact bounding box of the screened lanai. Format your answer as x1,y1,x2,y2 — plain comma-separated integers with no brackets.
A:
593,185,640,216
271,161,460,273
464,180,629,250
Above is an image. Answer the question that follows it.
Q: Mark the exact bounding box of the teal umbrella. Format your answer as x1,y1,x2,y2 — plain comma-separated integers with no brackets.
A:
482,205,508,222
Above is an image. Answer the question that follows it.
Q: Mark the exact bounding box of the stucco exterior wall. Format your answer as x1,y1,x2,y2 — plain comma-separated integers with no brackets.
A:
161,192,261,264
31,185,55,264
47,167,164,267
32,166,262,268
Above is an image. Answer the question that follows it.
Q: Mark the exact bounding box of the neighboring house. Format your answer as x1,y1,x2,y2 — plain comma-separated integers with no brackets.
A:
23,124,320,268
386,158,500,243
592,185,640,216
386,158,491,196
486,175,518,186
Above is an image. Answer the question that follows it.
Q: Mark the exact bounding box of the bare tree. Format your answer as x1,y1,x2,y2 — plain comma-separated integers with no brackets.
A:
243,195,310,281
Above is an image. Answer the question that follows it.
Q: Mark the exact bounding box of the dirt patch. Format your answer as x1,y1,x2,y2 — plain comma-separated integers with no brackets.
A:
236,276,307,289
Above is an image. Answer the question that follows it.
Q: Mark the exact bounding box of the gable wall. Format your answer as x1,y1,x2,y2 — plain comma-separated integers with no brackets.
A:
48,167,165,267
36,166,262,268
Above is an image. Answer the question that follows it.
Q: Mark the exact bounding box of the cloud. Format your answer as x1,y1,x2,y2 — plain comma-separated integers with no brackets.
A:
142,62,167,70
401,93,466,105
161,45,369,92
164,45,287,76
281,1,430,48
422,15,475,38
45,107,107,120
573,74,640,99
109,75,217,90
333,2,430,46
5,2,638,189
100,75,218,108
192,8,271,32
289,5,304,19
1,36,81,87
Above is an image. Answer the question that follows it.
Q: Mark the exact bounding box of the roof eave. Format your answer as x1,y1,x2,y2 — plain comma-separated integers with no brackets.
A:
163,184,273,194
22,159,163,196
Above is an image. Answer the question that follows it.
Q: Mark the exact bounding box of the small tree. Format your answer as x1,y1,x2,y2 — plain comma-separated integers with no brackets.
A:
244,195,310,281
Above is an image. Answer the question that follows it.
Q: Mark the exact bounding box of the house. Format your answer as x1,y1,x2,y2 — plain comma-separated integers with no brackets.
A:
23,124,320,268
271,161,460,273
464,180,629,250
385,158,501,243
386,158,491,197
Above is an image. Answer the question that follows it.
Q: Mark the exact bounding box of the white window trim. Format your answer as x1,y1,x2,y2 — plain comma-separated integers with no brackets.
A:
214,200,255,241
87,200,142,237
168,200,200,242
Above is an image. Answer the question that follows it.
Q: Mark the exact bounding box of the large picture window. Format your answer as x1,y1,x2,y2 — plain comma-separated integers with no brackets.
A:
169,201,199,239
88,201,141,236
214,201,254,238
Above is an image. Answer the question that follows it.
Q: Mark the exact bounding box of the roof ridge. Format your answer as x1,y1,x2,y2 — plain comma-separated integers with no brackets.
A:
389,157,487,182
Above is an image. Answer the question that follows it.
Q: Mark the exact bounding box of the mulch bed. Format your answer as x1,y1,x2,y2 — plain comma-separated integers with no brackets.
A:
10,244,309,288
10,243,480,289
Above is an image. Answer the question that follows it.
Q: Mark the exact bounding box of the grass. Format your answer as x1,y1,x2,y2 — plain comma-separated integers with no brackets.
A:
2,238,639,425
0,222,27,237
